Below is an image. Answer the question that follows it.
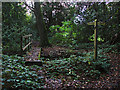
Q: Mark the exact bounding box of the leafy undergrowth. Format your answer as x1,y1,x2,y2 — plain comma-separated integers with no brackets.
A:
2,44,119,89
43,51,110,80
2,55,45,89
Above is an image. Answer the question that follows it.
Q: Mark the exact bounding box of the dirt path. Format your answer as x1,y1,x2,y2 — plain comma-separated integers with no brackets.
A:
25,47,40,61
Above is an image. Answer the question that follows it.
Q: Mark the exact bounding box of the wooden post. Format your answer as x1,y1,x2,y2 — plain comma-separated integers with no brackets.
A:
20,36,23,56
87,19,105,61
94,19,98,61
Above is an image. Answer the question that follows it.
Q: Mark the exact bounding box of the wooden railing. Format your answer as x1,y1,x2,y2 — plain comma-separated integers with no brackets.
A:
21,34,32,55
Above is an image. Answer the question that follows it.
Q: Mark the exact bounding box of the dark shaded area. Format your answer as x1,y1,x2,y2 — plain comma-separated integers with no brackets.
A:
25,61,42,66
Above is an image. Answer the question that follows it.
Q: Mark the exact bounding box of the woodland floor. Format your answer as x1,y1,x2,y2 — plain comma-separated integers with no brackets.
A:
24,41,120,89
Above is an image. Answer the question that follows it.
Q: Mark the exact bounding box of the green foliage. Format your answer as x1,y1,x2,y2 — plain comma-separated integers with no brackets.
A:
2,2,27,28
88,34,104,42
2,2,34,55
85,2,119,43
98,43,120,54
42,2,75,28
2,44,112,88
49,21,77,45
73,2,120,44
43,50,110,80
3,2,119,55
2,55,45,89
2,25,30,54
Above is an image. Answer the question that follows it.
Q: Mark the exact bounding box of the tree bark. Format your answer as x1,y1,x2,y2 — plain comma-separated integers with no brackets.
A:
34,2,50,47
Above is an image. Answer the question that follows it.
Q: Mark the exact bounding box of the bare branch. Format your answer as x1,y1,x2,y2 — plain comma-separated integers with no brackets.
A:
24,2,35,12
31,1,34,8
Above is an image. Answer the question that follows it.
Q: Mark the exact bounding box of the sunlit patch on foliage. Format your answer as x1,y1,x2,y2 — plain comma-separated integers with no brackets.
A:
49,21,77,45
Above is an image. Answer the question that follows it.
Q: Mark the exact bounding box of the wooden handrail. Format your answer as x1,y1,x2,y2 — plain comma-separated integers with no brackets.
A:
23,41,32,51
23,34,32,38
21,34,32,56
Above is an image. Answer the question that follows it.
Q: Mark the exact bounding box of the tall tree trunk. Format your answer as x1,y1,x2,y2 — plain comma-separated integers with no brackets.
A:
34,2,50,47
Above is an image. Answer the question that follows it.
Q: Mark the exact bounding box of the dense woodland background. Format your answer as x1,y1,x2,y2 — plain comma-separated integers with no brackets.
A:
2,2,120,54
1,2,120,89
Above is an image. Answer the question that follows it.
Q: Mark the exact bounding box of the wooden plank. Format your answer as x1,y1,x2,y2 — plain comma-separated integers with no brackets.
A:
87,21,105,25
87,22,94,25
97,22,105,25
25,61,42,66
23,34,32,38
23,41,32,51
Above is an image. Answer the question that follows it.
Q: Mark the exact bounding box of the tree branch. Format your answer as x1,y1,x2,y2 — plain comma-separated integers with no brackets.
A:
24,2,35,12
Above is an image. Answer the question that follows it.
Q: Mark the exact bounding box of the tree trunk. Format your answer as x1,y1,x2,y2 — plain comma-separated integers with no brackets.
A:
34,2,50,47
